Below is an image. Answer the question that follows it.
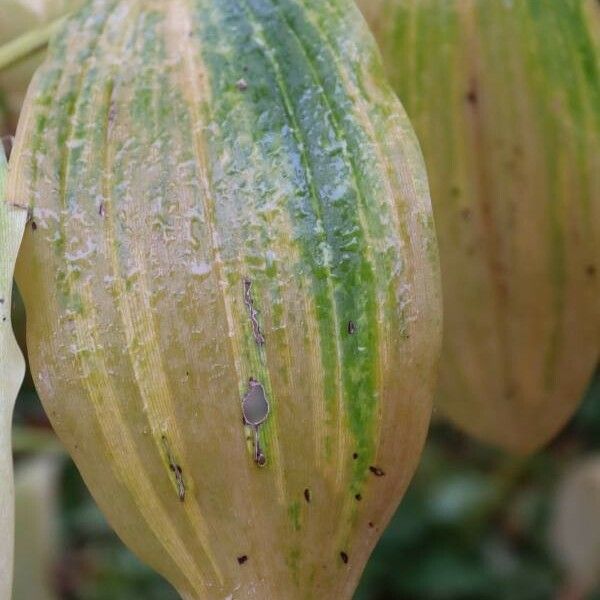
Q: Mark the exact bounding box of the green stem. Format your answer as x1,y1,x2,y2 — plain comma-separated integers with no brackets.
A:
0,16,66,73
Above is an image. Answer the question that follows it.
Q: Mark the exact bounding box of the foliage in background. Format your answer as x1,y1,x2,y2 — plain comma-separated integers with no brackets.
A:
0,0,82,134
14,454,63,600
357,0,600,454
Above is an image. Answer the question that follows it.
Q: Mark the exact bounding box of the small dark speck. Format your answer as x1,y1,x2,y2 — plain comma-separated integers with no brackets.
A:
369,466,385,477
99,202,105,217
237,555,248,565
352,452,359,460
466,88,478,105
0,298,4,304
31,221,37,231
340,551,349,564
368,522,374,528
586,265,596,278
2,317,6,322
347,320,356,335
236,78,248,91
355,494,362,501
304,488,311,503
185,371,190,377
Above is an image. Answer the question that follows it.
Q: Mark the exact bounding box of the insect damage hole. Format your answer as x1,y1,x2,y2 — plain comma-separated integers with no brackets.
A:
242,378,270,467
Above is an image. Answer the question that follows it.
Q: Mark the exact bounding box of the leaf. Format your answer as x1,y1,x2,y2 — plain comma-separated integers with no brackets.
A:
8,1,442,597
0,140,26,597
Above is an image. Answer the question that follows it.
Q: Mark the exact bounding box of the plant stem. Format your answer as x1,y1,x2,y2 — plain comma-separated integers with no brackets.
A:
0,16,66,73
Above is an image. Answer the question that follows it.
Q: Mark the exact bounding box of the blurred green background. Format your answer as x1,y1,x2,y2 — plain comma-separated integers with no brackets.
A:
11,287,600,600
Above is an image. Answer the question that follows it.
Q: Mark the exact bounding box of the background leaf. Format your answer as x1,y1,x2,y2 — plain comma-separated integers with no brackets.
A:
0,137,26,599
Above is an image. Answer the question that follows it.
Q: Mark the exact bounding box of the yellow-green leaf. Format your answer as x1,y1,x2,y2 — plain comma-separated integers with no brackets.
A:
9,0,442,597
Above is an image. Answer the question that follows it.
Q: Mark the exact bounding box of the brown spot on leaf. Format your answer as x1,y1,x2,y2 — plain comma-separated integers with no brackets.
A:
369,466,385,477
355,494,362,501
162,436,186,501
340,551,349,564
237,555,248,565
304,489,311,503
347,320,356,335
466,86,478,105
586,265,596,278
